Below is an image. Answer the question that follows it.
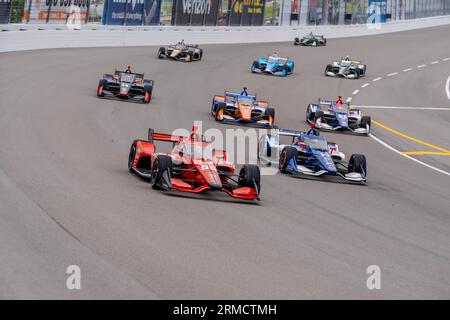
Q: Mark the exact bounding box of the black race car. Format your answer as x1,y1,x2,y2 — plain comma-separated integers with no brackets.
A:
97,69,154,103
157,40,203,62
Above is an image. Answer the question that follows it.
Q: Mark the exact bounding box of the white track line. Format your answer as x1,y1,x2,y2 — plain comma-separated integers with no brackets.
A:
403,68,413,72
443,58,450,62
417,64,426,68
352,90,360,95
361,83,370,88
369,134,450,176
431,61,439,65
373,77,382,82
355,105,450,110
446,76,450,100
387,72,399,77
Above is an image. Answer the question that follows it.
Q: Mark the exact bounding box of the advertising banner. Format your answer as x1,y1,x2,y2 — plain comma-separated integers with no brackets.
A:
22,0,90,23
229,0,265,26
368,0,387,23
0,0,12,24
173,0,220,26
102,0,161,25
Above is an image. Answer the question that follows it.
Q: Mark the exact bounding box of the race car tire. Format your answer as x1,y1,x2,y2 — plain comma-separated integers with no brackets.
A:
199,49,203,60
294,37,300,45
251,61,260,73
186,53,193,62
128,141,138,172
352,69,360,79
148,128,154,143
360,116,371,132
279,146,297,173
143,86,152,103
314,110,324,123
158,47,165,59
97,83,104,97
264,108,275,126
238,164,261,193
282,66,289,77
151,155,173,190
306,105,316,122
325,64,332,76
215,103,226,121
348,154,367,175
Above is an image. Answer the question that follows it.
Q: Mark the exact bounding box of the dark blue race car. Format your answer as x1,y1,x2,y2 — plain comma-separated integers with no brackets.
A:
258,128,367,183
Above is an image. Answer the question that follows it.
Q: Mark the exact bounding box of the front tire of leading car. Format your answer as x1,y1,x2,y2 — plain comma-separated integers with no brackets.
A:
238,165,261,194
151,155,173,190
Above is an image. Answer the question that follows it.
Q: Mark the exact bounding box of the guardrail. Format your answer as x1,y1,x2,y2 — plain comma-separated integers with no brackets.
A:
1,15,449,53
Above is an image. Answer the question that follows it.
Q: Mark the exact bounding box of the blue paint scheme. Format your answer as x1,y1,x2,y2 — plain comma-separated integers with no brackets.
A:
252,56,295,77
279,129,339,175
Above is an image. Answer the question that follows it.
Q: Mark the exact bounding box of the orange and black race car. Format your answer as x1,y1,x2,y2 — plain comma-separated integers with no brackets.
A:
128,126,261,200
211,87,276,128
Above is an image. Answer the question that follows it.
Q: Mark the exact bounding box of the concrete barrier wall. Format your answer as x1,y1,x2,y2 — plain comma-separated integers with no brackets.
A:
1,15,449,53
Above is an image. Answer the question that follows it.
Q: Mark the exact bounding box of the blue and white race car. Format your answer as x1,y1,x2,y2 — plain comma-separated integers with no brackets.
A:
251,53,294,77
211,87,275,128
306,97,371,135
258,128,367,183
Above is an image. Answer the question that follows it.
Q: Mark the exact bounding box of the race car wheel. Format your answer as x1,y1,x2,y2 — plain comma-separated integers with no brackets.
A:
314,111,324,126
348,154,367,176
360,116,371,132
128,141,138,172
151,155,173,190
325,64,332,76
148,128,154,143
282,66,289,77
279,146,297,173
251,61,261,73
215,103,226,121
199,49,203,60
264,108,275,127
238,165,261,193
158,47,165,59
144,89,151,103
352,69,360,79
294,37,300,45
97,83,104,97
185,54,192,62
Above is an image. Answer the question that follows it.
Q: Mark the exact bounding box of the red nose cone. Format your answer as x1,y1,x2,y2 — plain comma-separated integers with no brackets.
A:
310,122,315,128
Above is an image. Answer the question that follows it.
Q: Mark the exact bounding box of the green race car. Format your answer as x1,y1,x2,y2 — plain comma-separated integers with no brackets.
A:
294,33,327,47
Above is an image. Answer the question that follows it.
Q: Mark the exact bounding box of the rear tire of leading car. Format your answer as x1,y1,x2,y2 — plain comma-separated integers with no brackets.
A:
151,155,173,190
325,64,332,76
348,154,367,176
314,111,324,126
143,86,152,104
279,146,297,173
238,165,261,193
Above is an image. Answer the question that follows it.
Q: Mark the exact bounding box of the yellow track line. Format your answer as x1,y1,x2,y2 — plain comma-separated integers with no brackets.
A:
372,120,450,153
402,151,450,156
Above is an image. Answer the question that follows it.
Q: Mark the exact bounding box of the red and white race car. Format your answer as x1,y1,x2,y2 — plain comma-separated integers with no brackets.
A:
128,126,261,200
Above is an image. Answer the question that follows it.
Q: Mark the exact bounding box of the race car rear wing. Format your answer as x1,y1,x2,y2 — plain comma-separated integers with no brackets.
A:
276,129,304,137
148,126,210,143
225,91,257,100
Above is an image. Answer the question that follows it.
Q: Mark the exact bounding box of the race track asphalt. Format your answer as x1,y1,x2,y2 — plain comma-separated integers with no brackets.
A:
0,25,449,299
